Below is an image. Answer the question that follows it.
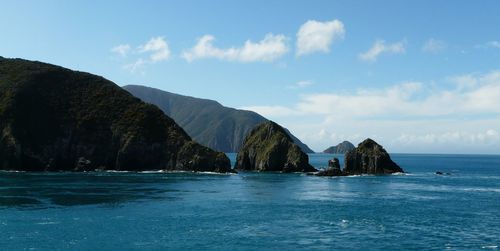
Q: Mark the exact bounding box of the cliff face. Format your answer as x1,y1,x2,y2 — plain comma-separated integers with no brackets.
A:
344,139,403,175
323,141,355,154
123,85,314,153
234,121,316,172
0,57,231,172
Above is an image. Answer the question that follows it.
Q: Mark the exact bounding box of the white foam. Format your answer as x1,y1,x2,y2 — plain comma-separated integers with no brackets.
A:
462,187,500,193
139,170,166,173
481,245,498,249
35,222,60,225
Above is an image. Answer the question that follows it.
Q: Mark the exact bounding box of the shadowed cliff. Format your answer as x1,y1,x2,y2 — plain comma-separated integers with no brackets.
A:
0,57,231,172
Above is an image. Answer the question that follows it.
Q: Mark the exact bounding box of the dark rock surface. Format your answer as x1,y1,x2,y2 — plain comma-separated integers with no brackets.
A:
328,158,341,169
316,158,344,176
235,121,316,172
0,57,231,172
323,141,355,154
123,85,315,153
344,138,403,175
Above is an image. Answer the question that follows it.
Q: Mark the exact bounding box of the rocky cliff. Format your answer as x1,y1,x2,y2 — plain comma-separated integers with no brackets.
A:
344,138,403,175
235,121,316,172
0,57,231,172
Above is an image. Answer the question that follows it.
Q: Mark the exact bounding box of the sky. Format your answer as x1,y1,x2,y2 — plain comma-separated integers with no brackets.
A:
1,0,499,154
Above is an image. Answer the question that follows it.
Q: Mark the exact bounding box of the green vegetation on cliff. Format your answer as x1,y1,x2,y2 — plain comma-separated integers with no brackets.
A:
0,57,231,172
235,121,316,172
344,138,403,174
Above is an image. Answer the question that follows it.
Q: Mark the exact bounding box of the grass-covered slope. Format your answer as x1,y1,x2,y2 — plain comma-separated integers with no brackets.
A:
0,57,231,172
123,85,314,153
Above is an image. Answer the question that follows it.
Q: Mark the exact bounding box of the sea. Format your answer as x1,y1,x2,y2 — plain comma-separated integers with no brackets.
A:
1,153,499,250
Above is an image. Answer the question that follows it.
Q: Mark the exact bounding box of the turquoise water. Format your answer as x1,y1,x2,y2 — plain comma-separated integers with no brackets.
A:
1,153,499,250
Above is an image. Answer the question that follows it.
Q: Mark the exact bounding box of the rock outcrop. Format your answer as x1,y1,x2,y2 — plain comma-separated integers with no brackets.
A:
323,141,355,154
235,121,316,172
0,57,232,172
344,139,403,175
316,158,344,176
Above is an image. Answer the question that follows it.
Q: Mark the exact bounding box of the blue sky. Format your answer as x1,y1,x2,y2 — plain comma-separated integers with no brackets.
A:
1,0,500,153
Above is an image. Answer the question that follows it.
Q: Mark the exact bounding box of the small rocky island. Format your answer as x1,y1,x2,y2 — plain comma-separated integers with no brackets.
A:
317,138,403,176
0,57,231,173
316,158,344,176
323,141,355,154
235,121,316,172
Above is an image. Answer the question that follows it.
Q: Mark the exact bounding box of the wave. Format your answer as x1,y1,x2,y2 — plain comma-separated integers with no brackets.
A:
137,170,236,175
390,182,500,193
35,221,60,225
481,246,498,249
461,187,500,193
104,170,132,173
101,170,236,175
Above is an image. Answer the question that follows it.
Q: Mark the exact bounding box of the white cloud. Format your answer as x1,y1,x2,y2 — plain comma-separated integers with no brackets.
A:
296,19,345,56
138,36,170,62
395,129,500,145
422,38,446,53
359,39,406,62
112,36,171,73
288,80,314,89
111,44,131,57
182,33,288,63
123,58,146,74
448,74,478,90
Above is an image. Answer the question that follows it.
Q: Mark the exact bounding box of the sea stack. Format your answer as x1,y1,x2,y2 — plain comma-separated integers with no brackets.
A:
344,138,403,175
323,141,355,154
316,158,344,176
0,57,232,173
235,121,316,172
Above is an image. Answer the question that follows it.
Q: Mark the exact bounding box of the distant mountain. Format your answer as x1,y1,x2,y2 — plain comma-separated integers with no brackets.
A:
0,57,230,172
123,85,314,153
323,141,355,154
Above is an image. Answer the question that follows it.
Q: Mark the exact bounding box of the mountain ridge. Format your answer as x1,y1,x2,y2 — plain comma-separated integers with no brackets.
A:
123,85,314,153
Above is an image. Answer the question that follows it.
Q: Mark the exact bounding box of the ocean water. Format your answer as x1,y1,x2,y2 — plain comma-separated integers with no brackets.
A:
1,153,499,250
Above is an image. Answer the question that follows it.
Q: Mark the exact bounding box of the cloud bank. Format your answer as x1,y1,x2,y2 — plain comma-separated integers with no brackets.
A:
241,70,500,153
